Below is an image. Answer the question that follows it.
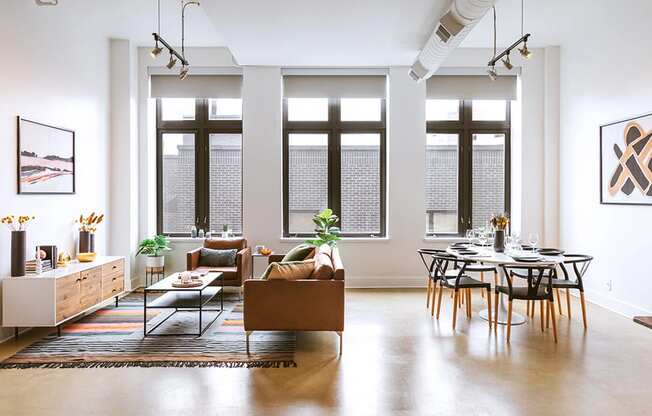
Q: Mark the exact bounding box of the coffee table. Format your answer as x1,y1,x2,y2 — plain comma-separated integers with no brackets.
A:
143,272,224,337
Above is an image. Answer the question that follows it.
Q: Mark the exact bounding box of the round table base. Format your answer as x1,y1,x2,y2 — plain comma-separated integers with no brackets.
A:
479,308,527,326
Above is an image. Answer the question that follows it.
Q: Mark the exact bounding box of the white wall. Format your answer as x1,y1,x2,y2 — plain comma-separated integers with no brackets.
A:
0,4,111,340
138,48,552,287
559,0,652,317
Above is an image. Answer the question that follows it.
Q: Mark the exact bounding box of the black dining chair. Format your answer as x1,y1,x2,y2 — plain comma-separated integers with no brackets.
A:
548,254,593,329
496,263,558,343
430,253,492,331
417,248,448,310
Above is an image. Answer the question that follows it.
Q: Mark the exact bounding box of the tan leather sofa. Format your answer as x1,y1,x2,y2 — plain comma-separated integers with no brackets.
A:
243,247,345,354
186,237,252,288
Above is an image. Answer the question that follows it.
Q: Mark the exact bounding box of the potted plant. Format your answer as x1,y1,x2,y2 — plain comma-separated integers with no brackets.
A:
306,209,341,247
136,234,171,268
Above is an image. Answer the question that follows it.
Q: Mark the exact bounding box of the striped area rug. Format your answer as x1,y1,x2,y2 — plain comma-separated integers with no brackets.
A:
1,294,296,369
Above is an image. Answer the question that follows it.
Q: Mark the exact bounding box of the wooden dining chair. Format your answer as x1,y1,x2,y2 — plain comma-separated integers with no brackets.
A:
495,263,558,343
548,254,593,329
430,253,492,331
417,248,447,310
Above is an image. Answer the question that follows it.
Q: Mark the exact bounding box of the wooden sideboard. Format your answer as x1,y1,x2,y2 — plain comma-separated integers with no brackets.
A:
2,256,126,338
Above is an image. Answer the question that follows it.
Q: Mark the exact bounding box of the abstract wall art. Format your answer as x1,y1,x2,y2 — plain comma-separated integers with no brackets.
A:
600,112,652,205
17,117,75,194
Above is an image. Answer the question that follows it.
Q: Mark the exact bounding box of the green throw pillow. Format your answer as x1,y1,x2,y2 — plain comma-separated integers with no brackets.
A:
281,244,315,262
198,248,237,267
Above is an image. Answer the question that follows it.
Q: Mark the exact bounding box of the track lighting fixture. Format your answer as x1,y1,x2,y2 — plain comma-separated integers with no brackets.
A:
487,66,498,81
166,55,177,69
502,53,513,70
518,41,533,59
151,1,199,79
179,65,189,80
150,43,163,58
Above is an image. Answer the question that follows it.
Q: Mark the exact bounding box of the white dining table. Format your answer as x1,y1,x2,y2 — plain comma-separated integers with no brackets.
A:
445,245,564,325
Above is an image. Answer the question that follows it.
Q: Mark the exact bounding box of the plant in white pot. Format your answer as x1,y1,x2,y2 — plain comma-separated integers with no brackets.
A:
136,235,171,268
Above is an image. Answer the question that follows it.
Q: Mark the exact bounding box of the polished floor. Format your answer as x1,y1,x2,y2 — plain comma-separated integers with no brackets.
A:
1,288,651,416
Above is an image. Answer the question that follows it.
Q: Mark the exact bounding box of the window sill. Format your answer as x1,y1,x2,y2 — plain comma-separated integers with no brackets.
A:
279,237,390,244
422,236,466,243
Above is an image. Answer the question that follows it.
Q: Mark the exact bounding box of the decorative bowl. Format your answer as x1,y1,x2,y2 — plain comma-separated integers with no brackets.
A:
77,252,97,263
259,247,272,256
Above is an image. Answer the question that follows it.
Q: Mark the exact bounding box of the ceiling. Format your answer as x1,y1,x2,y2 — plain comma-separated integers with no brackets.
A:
28,0,570,66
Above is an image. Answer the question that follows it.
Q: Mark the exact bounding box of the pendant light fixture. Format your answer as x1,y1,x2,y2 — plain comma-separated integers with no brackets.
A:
518,0,533,59
150,0,200,80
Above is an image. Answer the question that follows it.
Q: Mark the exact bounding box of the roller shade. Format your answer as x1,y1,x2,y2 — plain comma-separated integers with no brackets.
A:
283,75,386,98
150,74,242,98
426,75,517,100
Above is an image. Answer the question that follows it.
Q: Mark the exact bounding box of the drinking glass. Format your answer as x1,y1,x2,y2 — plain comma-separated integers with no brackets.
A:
478,231,488,246
528,232,539,249
465,229,475,242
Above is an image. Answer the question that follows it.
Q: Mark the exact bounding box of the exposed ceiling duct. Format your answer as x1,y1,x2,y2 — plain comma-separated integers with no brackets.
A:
409,0,498,82
35,0,58,5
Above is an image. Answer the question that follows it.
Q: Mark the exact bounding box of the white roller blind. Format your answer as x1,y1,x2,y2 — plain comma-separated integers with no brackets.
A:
283,75,386,98
150,74,242,98
426,75,517,100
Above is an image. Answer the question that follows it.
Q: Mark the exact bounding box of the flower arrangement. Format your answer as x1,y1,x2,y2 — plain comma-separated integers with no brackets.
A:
76,212,104,233
489,213,510,231
1,215,36,231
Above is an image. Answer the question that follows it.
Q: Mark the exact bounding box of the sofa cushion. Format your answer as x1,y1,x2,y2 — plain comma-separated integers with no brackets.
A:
281,244,316,262
312,244,335,280
263,260,315,281
204,237,247,250
198,248,237,267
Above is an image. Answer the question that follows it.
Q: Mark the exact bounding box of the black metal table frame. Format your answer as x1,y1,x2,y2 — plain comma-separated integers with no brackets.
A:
143,275,224,337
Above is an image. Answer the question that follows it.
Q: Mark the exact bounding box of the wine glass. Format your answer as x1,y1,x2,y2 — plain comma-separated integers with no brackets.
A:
528,232,539,250
478,230,488,246
465,229,475,243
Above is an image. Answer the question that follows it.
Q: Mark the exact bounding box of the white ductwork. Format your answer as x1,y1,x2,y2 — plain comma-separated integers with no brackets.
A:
409,0,497,82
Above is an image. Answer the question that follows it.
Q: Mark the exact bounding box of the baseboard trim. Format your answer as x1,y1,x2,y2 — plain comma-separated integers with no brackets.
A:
581,288,652,319
345,276,426,289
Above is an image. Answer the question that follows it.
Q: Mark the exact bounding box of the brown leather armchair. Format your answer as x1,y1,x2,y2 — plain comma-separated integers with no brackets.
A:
243,247,345,355
187,237,252,288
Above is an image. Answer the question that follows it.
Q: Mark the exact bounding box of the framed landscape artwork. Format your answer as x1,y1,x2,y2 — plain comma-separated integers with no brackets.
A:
17,117,75,194
600,112,652,205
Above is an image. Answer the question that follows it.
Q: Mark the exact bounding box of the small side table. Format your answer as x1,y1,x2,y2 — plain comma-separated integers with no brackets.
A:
251,253,274,279
145,266,165,286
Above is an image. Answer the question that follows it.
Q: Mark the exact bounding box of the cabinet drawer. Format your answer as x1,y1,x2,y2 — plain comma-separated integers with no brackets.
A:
56,273,81,322
102,259,124,278
102,276,124,300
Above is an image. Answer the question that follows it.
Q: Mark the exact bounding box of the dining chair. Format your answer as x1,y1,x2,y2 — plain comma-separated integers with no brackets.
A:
548,254,593,329
496,263,558,343
417,248,447,310
430,253,492,331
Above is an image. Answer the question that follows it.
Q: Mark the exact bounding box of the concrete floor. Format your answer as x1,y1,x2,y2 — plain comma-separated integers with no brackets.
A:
0,288,651,416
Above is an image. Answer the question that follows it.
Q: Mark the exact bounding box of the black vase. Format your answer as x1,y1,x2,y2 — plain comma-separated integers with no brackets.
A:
493,230,505,253
11,230,26,277
89,233,95,253
79,231,91,253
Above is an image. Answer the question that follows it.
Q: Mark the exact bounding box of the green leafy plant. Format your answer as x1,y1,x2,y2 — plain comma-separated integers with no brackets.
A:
136,235,171,257
306,209,341,247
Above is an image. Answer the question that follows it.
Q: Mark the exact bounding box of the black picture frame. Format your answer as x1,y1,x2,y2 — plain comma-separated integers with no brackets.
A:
17,116,76,195
599,112,652,206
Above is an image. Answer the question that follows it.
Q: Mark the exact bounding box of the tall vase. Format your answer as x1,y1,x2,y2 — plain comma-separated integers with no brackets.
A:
89,233,96,253
11,230,26,277
79,231,91,253
493,229,505,253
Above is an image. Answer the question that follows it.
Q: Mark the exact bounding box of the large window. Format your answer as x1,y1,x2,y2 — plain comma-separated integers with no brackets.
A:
425,99,510,236
283,97,386,237
157,98,243,236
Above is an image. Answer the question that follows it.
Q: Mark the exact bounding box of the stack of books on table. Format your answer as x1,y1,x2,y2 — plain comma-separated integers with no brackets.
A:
25,259,53,275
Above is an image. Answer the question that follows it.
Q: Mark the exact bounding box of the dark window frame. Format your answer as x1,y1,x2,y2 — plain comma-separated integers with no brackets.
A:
426,99,511,237
156,98,243,237
283,98,387,238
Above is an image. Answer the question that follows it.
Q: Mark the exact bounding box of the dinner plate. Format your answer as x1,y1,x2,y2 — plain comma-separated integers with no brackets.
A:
512,257,542,262
456,250,478,255
537,248,564,256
